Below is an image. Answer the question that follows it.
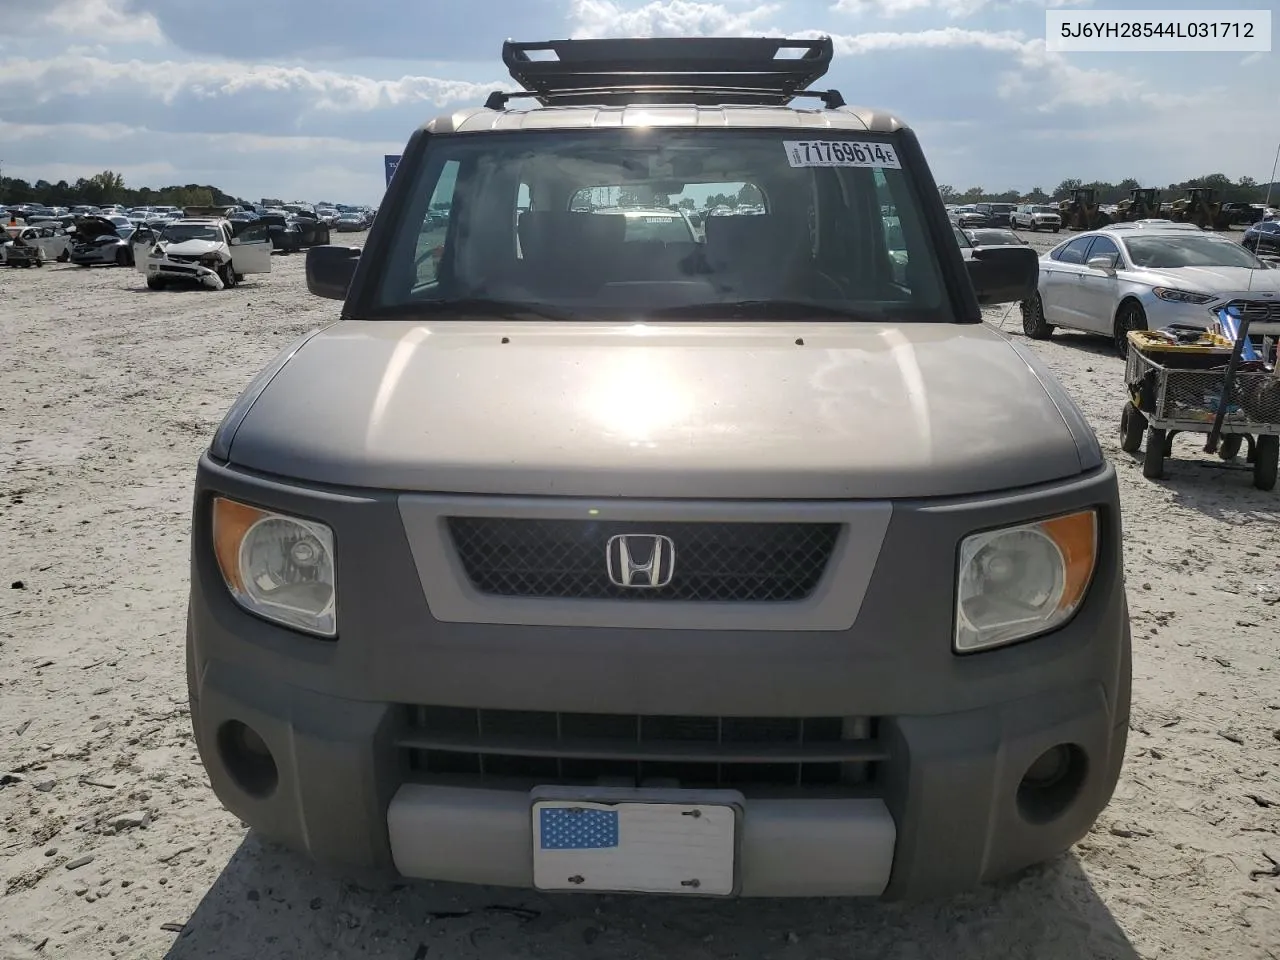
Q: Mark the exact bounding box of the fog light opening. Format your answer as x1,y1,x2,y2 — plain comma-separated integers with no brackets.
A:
216,719,279,799
1016,743,1087,825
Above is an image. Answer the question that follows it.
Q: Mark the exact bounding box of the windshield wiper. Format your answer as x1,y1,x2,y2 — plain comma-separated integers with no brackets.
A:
644,299,886,320
367,298,582,322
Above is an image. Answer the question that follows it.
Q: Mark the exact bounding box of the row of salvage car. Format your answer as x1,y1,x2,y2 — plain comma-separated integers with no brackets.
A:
3,206,342,289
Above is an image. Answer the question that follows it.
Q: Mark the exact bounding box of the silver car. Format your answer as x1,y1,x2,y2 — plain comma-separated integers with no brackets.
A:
1020,221,1280,356
185,35,1129,903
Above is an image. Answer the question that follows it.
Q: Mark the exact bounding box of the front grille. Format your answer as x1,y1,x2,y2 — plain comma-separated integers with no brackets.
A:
1228,298,1280,325
397,706,882,791
446,517,840,602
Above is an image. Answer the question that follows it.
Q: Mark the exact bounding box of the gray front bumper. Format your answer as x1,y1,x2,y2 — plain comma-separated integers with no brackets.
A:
191,650,1125,898
186,454,1130,900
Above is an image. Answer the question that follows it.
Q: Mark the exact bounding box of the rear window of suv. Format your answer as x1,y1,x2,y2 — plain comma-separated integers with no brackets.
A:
370,129,950,320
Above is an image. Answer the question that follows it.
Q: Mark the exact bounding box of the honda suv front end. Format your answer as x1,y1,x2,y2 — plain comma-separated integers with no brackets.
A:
185,35,1130,902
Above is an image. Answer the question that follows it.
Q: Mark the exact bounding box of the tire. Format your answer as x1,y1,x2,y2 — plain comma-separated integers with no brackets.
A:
57,250,70,263
1114,301,1147,358
1120,402,1146,453
146,276,165,290
1052,226,1060,233
218,263,237,289
115,247,129,267
1143,427,1167,479
1218,434,1243,461
1021,292,1054,339
1254,435,1278,491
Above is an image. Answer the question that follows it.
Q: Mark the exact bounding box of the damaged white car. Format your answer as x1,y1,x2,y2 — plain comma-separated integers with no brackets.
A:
132,217,271,290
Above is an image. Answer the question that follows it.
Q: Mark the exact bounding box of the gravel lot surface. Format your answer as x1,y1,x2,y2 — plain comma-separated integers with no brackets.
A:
2,231,1279,960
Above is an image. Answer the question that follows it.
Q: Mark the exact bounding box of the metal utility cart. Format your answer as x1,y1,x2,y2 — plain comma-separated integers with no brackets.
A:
3,237,44,268
1119,304,1280,490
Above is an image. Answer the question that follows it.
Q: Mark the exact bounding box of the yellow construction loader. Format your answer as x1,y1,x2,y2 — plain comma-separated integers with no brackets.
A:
1058,188,1112,230
1113,188,1161,222
1168,188,1232,231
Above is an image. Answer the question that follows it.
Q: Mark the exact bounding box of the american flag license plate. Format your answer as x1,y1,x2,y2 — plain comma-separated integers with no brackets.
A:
531,799,737,895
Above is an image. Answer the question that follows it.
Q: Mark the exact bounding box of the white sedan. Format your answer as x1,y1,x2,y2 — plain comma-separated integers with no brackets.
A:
1,222,72,264
1019,221,1280,356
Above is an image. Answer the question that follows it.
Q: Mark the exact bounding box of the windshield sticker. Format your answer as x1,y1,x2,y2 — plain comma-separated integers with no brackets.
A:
784,140,901,169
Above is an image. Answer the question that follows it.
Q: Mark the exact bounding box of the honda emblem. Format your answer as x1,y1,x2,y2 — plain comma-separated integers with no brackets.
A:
605,535,676,588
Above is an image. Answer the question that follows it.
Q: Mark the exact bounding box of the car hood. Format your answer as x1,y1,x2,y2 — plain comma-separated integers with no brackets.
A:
72,216,121,240
1137,264,1280,294
156,239,222,257
225,320,1094,499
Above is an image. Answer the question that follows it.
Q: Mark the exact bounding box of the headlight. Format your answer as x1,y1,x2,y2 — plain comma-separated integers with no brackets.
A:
1152,287,1215,304
211,497,336,637
955,510,1097,653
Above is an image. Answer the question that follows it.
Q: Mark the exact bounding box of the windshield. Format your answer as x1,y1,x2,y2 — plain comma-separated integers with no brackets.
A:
1125,235,1263,269
370,129,948,320
969,229,1021,246
159,224,220,243
1032,206,1058,214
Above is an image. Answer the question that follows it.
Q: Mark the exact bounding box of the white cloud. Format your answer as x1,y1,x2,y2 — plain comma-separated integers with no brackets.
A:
798,27,1215,111
0,54,502,114
0,0,162,42
569,0,782,38
563,2,1184,117
831,0,1092,17
821,26,1028,55
0,120,404,203
2,0,1271,204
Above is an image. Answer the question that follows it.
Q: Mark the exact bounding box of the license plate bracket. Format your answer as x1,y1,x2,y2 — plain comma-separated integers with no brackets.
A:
529,785,743,897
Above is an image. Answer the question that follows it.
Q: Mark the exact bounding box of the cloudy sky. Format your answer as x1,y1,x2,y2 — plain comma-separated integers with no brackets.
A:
0,0,1275,204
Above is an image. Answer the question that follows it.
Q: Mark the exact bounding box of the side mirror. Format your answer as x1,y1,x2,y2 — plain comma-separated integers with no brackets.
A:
306,244,360,300
1087,255,1116,274
966,244,1039,306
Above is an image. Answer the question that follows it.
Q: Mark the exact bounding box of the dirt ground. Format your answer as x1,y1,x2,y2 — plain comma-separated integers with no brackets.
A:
2,233,1279,960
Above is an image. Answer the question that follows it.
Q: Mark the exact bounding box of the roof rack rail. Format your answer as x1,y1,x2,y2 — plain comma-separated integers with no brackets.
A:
483,36,846,110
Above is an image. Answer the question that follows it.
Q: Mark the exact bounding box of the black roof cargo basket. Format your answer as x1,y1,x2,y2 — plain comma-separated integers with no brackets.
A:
484,36,845,110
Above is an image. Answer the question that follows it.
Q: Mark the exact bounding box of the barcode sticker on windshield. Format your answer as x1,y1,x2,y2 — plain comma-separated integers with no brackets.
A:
784,140,901,169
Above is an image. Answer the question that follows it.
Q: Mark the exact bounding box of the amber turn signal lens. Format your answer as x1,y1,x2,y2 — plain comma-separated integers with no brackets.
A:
1038,510,1098,613
212,497,269,593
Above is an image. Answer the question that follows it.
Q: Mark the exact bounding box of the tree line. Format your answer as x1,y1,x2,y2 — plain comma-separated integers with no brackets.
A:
4,168,1277,213
938,173,1278,206
0,170,241,210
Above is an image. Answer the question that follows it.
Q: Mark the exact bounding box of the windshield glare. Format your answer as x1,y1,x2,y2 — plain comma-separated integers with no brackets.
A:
970,229,1020,245
609,212,695,243
160,225,220,243
372,130,948,319
1125,235,1262,269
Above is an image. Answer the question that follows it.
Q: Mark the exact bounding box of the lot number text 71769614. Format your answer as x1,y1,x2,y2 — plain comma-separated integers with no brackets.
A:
784,140,902,169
